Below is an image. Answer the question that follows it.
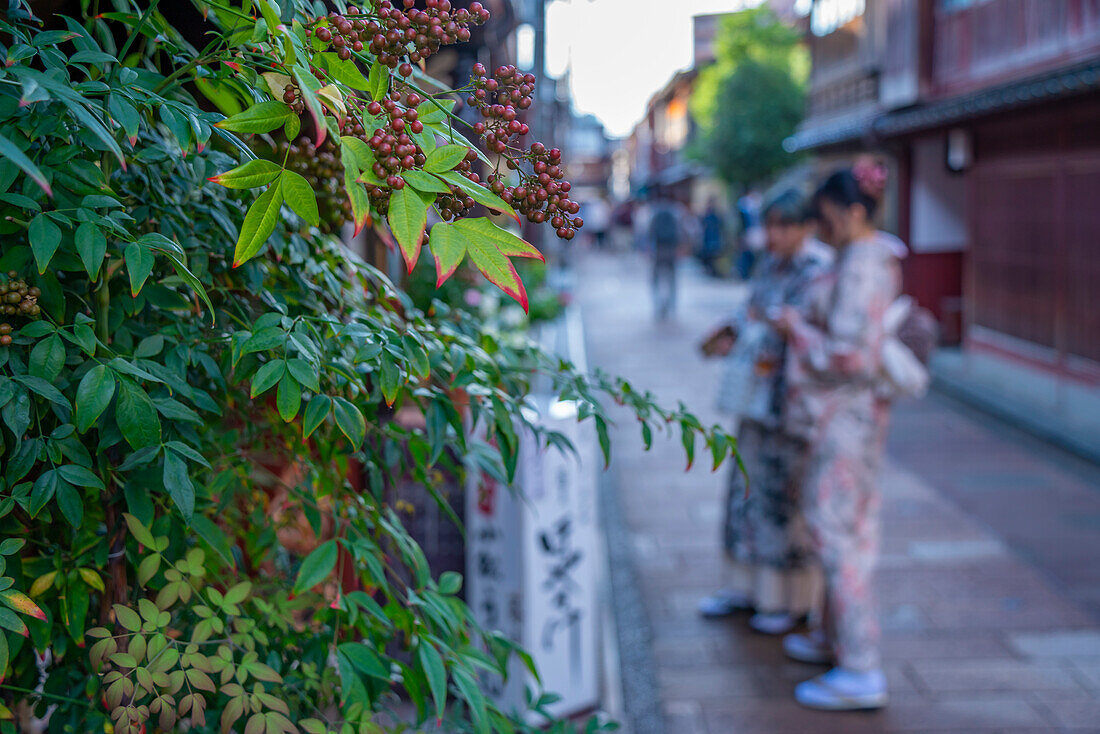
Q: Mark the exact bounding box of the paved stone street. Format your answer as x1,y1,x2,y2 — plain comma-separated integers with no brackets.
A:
576,251,1100,734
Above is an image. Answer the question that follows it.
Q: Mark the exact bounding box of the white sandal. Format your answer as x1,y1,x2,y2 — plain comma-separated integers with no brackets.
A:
795,667,888,711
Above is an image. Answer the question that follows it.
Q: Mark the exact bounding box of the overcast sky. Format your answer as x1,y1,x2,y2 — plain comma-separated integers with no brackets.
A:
546,0,767,138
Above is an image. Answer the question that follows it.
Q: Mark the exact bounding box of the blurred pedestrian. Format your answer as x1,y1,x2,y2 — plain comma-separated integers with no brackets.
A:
648,192,691,320
736,188,764,279
585,195,611,249
697,199,726,276
698,190,832,635
773,161,903,711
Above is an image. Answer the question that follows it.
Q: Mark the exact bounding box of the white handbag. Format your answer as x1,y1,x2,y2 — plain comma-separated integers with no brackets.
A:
879,296,931,399
715,320,770,419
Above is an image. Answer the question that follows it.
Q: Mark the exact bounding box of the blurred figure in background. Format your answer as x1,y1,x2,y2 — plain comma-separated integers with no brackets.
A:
698,189,833,635
648,193,681,320
647,192,692,320
697,199,726,277
775,162,903,711
585,194,611,249
736,188,765,280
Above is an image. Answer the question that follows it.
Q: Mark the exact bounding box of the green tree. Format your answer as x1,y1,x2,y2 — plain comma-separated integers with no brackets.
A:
690,7,808,187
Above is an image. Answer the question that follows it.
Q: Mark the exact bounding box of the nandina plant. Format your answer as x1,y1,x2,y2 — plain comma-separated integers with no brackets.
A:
0,2,737,732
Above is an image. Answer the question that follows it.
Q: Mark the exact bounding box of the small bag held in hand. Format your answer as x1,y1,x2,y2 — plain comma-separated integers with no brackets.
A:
699,325,737,358
715,320,769,418
879,295,937,399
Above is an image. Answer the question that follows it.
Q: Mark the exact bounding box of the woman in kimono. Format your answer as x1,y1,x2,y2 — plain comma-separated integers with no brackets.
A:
698,190,832,635
774,162,902,710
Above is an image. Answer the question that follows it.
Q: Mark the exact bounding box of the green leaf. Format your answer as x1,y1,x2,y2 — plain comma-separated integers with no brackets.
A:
134,335,164,359
417,641,447,721
56,480,82,528
340,136,376,174
452,220,529,311
108,94,140,143
427,221,466,286
402,170,452,194
596,416,611,468
346,180,372,236
438,571,462,595
292,539,338,594
378,357,400,406
280,170,320,226
113,604,141,632
415,98,456,125
387,187,431,271
453,667,488,733
292,65,329,146
0,131,50,196
367,61,389,101
28,469,57,518
276,372,301,422
29,334,65,382
681,424,696,470
338,642,389,679
75,365,115,432
75,223,107,280
115,380,161,450
12,374,68,408
324,54,372,91
332,397,365,449
286,358,319,392
0,607,28,637
302,395,330,440
452,216,544,260
233,178,284,266
243,326,285,353
210,159,282,189
423,144,469,173
58,465,104,490
215,101,295,134
123,513,157,548
28,213,61,274
162,450,195,521
124,241,155,296
250,360,285,398
223,581,251,606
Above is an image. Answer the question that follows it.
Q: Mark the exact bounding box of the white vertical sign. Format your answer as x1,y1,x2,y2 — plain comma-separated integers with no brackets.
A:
466,400,600,720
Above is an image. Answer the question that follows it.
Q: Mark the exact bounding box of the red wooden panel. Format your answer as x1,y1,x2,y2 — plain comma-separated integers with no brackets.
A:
933,0,1100,95
970,163,1059,349
1063,162,1100,362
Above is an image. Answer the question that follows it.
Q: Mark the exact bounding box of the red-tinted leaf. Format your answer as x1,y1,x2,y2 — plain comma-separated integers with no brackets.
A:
428,221,465,286
388,187,432,271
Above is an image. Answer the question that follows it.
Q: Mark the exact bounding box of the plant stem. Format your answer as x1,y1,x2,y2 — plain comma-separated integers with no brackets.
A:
0,684,91,707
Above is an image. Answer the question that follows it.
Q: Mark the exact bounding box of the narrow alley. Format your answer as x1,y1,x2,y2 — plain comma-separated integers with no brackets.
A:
578,251,1100,734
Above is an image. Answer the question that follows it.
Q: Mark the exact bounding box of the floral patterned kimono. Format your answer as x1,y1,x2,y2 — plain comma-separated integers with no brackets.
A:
721,242,832,612
784,233,902,671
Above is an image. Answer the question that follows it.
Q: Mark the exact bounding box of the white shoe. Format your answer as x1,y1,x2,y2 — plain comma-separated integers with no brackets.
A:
795,667,888,711
783,630,833,664
697,590,752,618
748,612,798,635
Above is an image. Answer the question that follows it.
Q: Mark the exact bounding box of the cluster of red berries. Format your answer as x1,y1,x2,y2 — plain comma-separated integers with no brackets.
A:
468,64,533,154
489,144,581,239
314,1,490,76
464,64,582,240
281,84,307,115
0,272,40,344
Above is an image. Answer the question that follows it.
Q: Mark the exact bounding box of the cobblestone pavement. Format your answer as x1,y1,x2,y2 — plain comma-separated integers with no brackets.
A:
576,251,1100,734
